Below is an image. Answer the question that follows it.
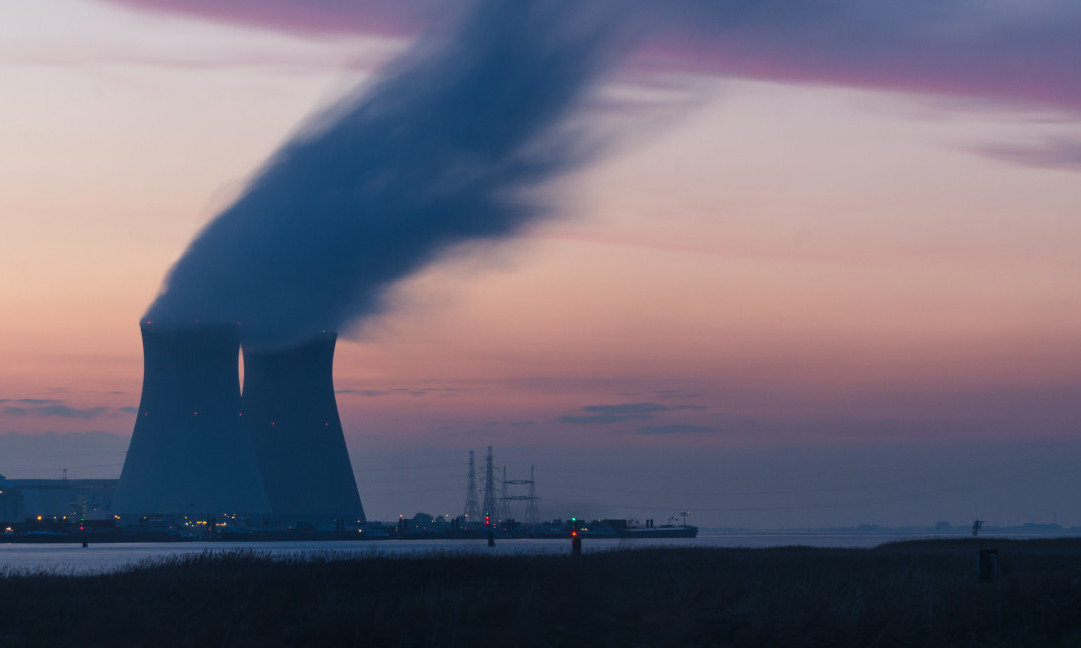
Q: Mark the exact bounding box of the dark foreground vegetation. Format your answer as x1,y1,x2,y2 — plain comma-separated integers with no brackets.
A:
3,539,1081,647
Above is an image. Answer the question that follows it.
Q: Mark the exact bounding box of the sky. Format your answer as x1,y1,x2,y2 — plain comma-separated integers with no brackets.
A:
1,0,1080,528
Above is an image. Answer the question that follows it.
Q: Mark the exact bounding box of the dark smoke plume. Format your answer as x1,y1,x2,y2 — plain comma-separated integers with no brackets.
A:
145,0,632,349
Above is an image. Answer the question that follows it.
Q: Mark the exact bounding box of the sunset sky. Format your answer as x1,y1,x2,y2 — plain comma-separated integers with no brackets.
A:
2,0,1079,528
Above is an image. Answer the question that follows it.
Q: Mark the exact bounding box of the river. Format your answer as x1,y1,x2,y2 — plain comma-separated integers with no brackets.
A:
0,533,1063,575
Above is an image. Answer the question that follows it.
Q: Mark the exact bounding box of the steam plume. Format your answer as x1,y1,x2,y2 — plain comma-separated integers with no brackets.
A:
145,0,630,348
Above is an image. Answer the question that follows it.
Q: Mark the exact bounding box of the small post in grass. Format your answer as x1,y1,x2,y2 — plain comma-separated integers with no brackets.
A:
978,548,998,583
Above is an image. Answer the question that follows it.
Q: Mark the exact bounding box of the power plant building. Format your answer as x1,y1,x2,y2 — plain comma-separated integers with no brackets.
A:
112,323,365,522
112,323,272,516
243,333,365,522
0,475,118,523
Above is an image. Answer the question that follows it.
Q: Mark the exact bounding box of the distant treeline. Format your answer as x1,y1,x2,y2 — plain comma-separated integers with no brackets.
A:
2,539,1081,646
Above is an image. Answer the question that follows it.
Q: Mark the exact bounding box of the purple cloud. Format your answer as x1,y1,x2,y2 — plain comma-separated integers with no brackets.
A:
975,137,1081,171
94,0,1081,112
31,405,110,420
642,0,1081,111
337,388,428,398
0,400,125,420
637,424,725,435
560,402,707,425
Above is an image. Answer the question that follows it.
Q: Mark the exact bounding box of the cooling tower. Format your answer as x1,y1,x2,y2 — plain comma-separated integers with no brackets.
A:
112,323,272,515
242,333,365,522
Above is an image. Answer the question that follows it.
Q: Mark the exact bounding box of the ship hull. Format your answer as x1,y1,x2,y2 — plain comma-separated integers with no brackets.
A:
617,526,698,539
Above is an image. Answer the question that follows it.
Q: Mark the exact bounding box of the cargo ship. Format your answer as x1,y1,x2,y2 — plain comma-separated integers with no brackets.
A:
601,518,698,539
525,518,698,539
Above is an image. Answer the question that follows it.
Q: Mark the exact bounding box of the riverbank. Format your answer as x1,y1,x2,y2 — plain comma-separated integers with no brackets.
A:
2,539,1079,646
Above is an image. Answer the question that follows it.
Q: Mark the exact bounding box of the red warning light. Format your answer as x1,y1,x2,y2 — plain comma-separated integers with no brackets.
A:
193,411,198,416
271,422,276,426
571,530,578,538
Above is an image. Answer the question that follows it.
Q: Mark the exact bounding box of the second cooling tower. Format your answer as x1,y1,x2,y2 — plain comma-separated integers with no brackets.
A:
242,333,366,522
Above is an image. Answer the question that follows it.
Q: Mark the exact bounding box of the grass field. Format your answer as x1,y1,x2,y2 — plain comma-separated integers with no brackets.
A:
2,538,1080,647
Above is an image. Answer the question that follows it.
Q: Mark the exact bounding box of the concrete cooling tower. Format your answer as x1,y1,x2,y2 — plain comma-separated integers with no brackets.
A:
242,333,365,522
112,323,272,515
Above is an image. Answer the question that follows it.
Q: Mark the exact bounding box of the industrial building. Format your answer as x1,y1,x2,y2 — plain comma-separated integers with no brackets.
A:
112,323,272,516
111,322,364,523
0,474,118,523
243,333,365,521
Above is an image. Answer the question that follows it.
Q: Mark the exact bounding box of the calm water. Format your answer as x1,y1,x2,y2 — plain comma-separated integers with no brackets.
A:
0,533,1052,575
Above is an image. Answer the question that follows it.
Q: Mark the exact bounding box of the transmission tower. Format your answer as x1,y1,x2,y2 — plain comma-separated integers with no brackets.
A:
526,465,540,523
501,464,541,523
464,450,480,524
481,446,496,524
500,466,509,521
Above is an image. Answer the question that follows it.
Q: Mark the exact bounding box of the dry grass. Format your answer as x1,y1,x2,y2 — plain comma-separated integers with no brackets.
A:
1,539,1080,647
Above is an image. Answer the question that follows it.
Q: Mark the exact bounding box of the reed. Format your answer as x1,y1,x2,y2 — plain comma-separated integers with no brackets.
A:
1,539,1080,647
